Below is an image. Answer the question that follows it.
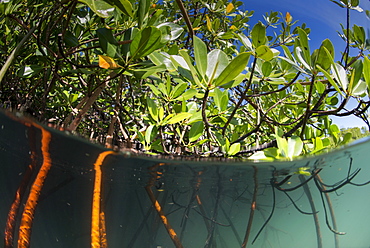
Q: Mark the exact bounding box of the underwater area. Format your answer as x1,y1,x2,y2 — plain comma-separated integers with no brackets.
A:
1,110,370,248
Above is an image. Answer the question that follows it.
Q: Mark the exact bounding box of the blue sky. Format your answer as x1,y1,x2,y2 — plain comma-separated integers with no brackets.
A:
240,0,370,128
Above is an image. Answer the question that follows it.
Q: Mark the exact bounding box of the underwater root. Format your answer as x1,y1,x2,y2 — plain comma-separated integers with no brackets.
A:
251,157,370,247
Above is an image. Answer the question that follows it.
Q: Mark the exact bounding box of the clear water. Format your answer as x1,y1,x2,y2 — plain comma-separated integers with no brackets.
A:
1,110,370,248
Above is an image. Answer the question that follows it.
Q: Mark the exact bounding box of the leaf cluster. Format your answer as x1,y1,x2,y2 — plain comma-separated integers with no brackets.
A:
0,0,369,159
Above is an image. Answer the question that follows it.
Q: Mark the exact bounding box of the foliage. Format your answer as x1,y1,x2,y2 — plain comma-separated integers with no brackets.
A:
0,0,369,159
340,126,370,140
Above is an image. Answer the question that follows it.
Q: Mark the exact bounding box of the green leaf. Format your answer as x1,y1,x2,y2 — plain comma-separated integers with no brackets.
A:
174,89,197,101
279,56,306,74
178,50,204,88
138,0,150,28
214,52,251,87
322,137,330,147
167,44,179,55
206,49,229,83
274,127,287,157
326,95,339,106
353,24,365,45
220,93,228,111
64,31,79,47
213,88,229,111
130,27,163,59
187,110,202,123
213,88,222,110
97,28,120,58
189,121,204,142
147,97,158,122
145,124,156,145
220,73,245,88
314,39,334,71
237,33,253,51
255,45,273,61
223,138,230,153
261,61,272,77
350,79,367,96
295,46,311,71
118,27,131,56
249,151,273,160
297,27,311,66
315,80,326,94
78,0,115,18
228,143,241,156
313,137,324,153
287,136,303,159
148,51,165,65
264,147,279,159
133,64,166,79
347,60,364,96
193,36,208,80
342,132,352,144
136,128,145,143
18,65,43,78
171,54,190,70
330,124,340,133
148,51,176,71
158,107,164,122
276,135,288,158
350,0,359,7
352,60,363,83
218,31,233,40
251,22,266,48
157,22,184,41
69,93,79,104
331,63,348,91
146,83,162,97
281,45,294,61
105,0,133,17
267,77,286,85
329,0,346,8
318,64,344,96
170,82,188,99
349,0,363,11
157,82,168,97
363,56,370,88
271,48,280,57
166,112,192,124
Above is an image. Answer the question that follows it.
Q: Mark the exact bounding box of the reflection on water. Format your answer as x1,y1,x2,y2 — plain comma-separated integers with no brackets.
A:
1,110,370,248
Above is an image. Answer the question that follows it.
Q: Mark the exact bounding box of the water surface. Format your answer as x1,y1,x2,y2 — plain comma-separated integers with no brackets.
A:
1,111,370,248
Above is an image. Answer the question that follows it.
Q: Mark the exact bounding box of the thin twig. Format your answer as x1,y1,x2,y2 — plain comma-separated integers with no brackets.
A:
300,75,315,138
244,72,301,98
223,57,258,135
175,0,194,38
67,79,109,131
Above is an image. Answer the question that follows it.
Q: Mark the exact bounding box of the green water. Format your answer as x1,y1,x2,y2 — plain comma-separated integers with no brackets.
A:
1,111,370,248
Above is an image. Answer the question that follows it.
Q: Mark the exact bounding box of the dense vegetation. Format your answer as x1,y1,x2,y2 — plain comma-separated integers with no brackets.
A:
0,0,369,159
